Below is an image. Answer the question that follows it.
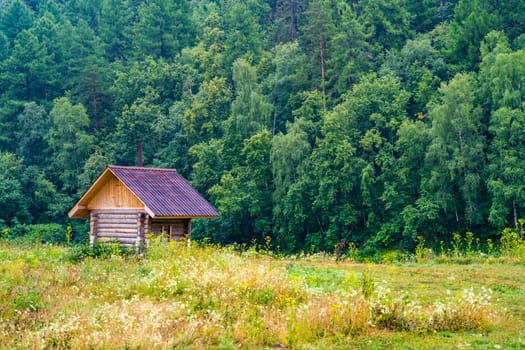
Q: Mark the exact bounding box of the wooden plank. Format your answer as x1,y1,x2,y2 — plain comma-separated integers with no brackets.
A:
98,211,139,214
87,175,144,210
93,209,144,214
151,220,186,224
96,212,140,218
95,218,138,224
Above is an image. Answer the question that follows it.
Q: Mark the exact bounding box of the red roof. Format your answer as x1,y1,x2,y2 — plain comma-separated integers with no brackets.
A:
108,165,219,218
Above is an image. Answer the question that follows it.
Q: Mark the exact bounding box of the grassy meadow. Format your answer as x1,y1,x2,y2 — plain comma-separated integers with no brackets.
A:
0,236,524,349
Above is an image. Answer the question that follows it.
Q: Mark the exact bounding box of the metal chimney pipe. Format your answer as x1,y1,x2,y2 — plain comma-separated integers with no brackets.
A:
137,141,143,167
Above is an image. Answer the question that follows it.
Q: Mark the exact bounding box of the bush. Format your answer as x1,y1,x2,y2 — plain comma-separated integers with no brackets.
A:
381,250,407,264
500,226,525,262
0,223,28,240
24,224,67,244
3,223,90,246
4,224,67,245
66,242,133,262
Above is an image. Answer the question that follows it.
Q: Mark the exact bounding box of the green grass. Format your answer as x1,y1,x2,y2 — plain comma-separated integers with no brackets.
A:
0,240,523,349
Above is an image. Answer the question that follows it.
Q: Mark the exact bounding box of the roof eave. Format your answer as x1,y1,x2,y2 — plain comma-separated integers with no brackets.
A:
153,215,219,219
67,167,114,218
144,205,156,218
68,204,90,219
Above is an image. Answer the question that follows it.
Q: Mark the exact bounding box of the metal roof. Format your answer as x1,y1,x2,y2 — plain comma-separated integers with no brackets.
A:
108,166,219,218
68,165,219,219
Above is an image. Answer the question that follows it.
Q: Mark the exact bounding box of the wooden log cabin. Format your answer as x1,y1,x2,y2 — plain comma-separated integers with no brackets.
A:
68,165,219,248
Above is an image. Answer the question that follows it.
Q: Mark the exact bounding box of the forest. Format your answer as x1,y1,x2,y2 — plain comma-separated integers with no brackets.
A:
1,0,525,253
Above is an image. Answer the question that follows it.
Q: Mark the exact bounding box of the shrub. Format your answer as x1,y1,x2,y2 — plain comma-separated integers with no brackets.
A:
381,250,407,264
414,236,432,263
1,224,28,240
9,224,66,245
66,242,133,262
500,227,525,262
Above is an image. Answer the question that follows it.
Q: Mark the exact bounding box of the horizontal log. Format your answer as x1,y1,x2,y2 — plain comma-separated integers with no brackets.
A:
97,223,138,230
98,229,137,234
97,236,137,242
97,218,137,223
98,237,138,244
97,227,137,232
97,230,137,236
97,228,138,233
116,237,139,244
96,219,138,224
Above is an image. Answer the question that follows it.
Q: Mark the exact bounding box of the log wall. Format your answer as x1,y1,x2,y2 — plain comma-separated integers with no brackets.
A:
91,210,147,248
90,210,192,248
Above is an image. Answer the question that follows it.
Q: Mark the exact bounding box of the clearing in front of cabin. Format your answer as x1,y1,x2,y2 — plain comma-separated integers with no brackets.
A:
0,239,523,349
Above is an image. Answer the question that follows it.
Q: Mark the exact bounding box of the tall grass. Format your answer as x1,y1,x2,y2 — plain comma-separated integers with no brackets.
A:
0,238,505,349
358,225,525,265
427,225,525,265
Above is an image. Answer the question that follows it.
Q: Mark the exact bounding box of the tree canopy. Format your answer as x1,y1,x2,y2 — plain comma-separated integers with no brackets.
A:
1,0,524,252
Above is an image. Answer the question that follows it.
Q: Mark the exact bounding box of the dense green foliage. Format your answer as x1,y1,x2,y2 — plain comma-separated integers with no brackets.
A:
1,0,525,252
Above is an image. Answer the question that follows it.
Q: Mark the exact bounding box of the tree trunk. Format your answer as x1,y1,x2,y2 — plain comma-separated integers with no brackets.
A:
272,110,277,136
513,198,518,228
290,0,296,42
315,215,325,249
90,70,99,130
317,11,326,111
518,81,522,112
